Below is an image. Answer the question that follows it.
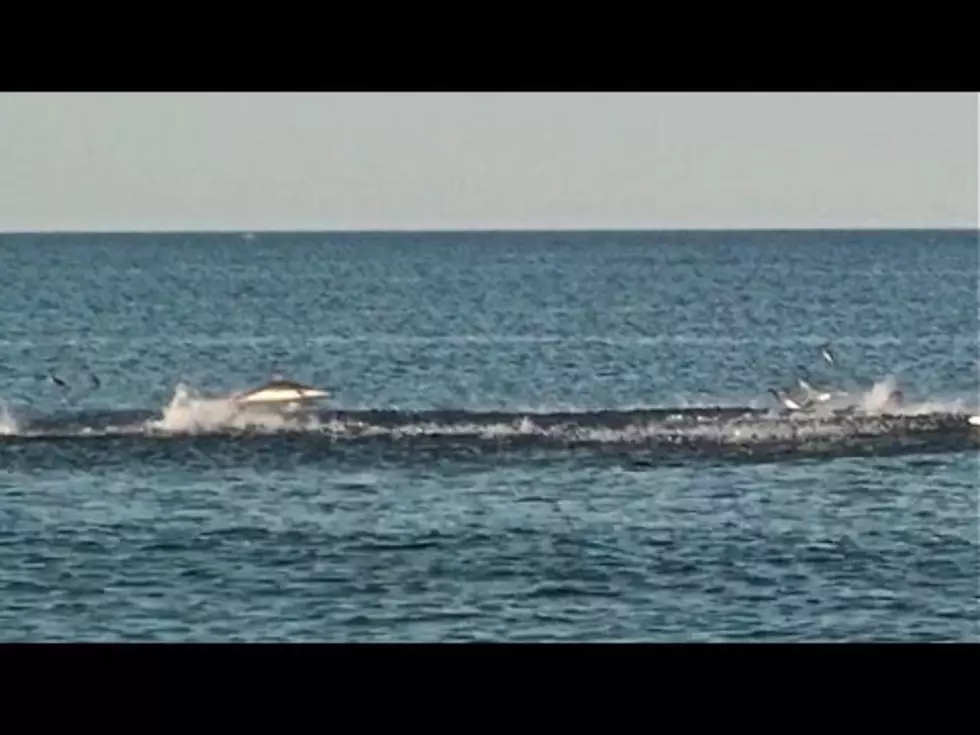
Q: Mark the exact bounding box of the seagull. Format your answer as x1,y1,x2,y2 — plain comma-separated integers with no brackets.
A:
796,376,833,404
768,388,812,412
798,373,854,405
796,362,851,404
820,343,836,366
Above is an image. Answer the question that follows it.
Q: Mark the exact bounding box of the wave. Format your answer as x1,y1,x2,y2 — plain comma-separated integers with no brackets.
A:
1,380,978,463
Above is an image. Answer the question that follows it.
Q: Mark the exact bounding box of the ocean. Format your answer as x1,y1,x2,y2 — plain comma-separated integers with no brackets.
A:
0,229,977,641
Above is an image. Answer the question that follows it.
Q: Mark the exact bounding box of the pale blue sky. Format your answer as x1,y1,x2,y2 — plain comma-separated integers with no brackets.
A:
0,92,975,231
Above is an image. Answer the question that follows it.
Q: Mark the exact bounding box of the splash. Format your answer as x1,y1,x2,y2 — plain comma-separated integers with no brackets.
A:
855,375,978,417
0,399,18,436
1,376,976,464
133,383,899,447
143,382,324,435
859,375,902,414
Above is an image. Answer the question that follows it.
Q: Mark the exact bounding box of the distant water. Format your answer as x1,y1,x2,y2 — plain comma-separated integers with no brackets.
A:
0,229,977,642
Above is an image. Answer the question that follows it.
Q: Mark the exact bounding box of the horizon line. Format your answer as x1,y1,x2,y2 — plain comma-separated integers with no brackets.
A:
0,225,977,236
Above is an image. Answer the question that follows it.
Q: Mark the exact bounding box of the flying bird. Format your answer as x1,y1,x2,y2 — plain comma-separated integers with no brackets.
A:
820,343,835,366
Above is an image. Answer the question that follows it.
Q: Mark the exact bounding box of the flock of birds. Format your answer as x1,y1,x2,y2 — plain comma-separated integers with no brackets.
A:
16,343,980,431
764,343,903,416
33,343,880,416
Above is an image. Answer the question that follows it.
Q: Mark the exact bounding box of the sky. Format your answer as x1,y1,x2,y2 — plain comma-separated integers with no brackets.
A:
0,92,975,232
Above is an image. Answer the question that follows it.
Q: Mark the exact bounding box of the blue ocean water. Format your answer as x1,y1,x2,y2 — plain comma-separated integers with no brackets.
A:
0,229,977,642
